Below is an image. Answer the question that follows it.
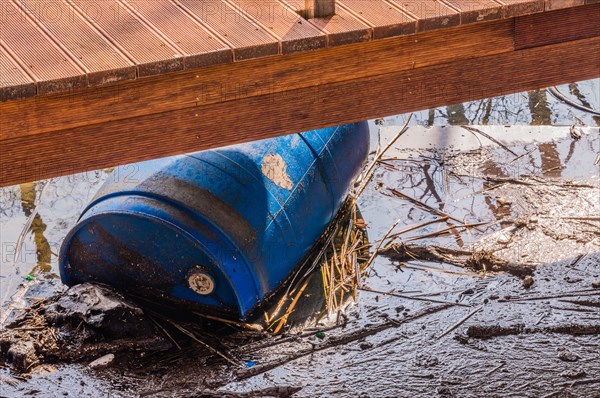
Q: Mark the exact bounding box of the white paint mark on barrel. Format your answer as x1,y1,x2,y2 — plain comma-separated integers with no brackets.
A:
262,154,294,190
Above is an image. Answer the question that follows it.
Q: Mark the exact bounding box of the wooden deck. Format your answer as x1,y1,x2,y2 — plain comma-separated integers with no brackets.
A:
1,0,599,186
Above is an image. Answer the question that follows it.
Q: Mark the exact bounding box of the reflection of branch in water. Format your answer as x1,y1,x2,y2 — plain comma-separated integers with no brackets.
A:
387,189,465,225
482,98,493,125
563,139,577,166
446,103,469,126
427,108,435,126
19,183,51,274
538,142,563,178
421,163,466,247
528,89,552,126
1,182,52,326
421,164,443,203
569,83,600,126
548,85,600,118
479,158,513,222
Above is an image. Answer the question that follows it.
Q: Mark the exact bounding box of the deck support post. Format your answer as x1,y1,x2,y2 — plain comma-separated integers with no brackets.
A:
304,0,335,18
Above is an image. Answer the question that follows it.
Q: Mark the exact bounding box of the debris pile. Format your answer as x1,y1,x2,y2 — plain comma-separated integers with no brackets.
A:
0,283,171,372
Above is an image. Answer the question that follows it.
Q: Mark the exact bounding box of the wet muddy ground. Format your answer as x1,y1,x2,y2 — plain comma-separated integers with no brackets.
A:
0,80,599,397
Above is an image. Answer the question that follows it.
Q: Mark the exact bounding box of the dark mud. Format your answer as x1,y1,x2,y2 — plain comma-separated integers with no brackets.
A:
1,81,599,397
0,284,171,372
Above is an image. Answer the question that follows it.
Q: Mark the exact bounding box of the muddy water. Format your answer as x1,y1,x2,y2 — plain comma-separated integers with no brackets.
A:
0,80,599,397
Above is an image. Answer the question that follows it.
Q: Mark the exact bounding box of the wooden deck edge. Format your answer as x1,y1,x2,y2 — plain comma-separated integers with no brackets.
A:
6,3,596,140
1,0,575,104
0,82,36,103
1,35,598,187
0,19,517,140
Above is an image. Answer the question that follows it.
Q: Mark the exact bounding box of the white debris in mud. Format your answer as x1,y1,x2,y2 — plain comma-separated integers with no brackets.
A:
89,353,114,368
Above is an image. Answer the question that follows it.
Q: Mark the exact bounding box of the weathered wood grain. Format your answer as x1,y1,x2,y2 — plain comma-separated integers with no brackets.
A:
0,45,35,102
545,0,585,10
338,0,417,39
224,0,327,53
515,3,600,48
121,0,234,69
390,0,461,31
68,0,184,77
0,0,87,95
1,35,598,186
442,0,504,23
15,0,136,86
175,0,280,60
282,0,372,46
497,0,544,17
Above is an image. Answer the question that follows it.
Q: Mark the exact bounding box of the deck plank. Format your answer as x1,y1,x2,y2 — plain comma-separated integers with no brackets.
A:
0,45,36,102
0,0,87,95
390,0,461,31
282,0,372,46
68,0,184,76
15,0,136,86
175,0,280,60
121,0,233,69
338,0,417,39
224,0,326,53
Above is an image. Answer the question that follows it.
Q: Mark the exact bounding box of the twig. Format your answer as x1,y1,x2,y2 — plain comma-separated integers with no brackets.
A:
547,86,600,116
359,286,471,307
399,263,470,276
461,126,518,157
387,189,466,226
485,362,505,377
436,304,484,338
162,318,240,367
273,280,310,334
500,290,600,302
192,311,263,332
382,217,449,245
509,147,537,164
404,221,491,241
236,304,453,380
364,218,401,275
148,316,182,350
354,114,413,197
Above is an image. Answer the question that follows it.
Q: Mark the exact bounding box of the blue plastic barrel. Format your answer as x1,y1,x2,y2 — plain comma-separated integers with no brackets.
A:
59,122,369,320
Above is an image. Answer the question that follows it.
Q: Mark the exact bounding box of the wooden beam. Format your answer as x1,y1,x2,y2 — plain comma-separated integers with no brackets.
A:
515,3,600,48
304,0,337,18
1,35,598,186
